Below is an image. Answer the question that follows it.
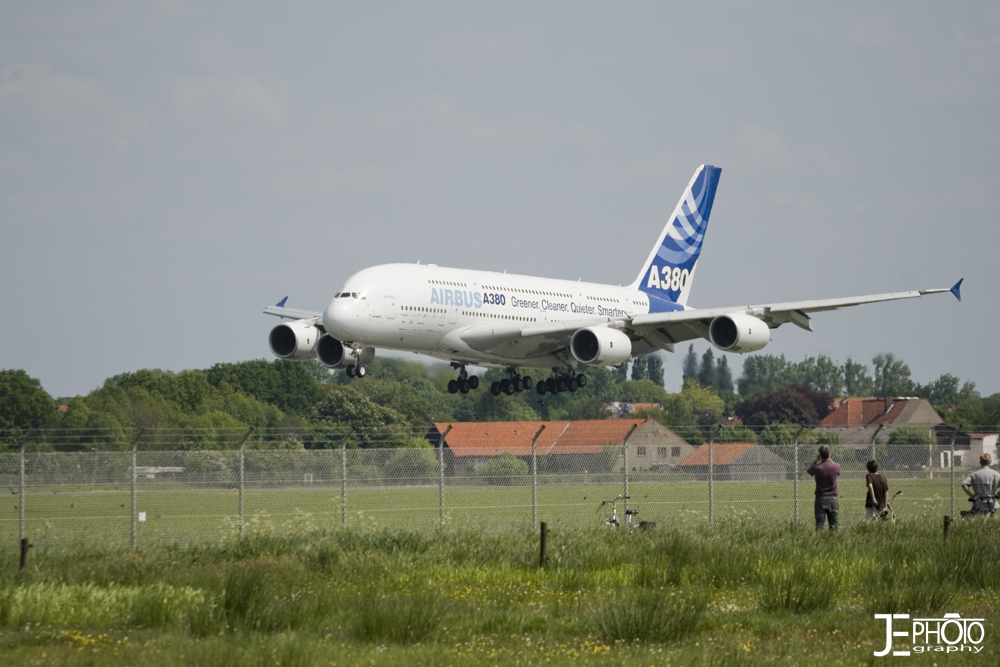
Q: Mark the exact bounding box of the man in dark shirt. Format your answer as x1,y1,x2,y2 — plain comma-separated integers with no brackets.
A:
865,459,889,519
807,445,841,531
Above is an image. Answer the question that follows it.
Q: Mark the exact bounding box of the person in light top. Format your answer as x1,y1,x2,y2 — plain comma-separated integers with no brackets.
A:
962,453,1000,516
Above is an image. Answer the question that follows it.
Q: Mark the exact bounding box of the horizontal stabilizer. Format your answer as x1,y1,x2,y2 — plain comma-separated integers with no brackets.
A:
263,297,322,321
950,278,963,302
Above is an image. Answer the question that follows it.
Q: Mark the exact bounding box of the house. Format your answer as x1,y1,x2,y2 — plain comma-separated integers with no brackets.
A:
931,425,998,468
818,397,943,447
426,419,693,476
677,442,788,481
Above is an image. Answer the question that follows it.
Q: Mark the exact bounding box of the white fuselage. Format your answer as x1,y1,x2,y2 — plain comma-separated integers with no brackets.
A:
321,263,660,369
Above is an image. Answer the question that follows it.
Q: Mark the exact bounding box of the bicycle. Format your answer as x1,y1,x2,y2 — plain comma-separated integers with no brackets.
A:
960,493,999,518
877,490,902,521
600,495,639,530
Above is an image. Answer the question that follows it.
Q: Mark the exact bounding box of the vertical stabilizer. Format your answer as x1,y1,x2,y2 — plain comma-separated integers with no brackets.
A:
630,165,721,309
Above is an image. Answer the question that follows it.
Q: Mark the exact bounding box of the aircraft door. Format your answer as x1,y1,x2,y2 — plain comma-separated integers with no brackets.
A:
449,307,457,325
385,296,395,320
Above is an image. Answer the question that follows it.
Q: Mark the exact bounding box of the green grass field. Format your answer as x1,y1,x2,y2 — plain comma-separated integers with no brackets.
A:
0,474,970,551
1,518,998,666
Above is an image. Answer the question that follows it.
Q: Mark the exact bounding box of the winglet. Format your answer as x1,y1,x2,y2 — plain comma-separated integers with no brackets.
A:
276,296,288,308
950,279,963,302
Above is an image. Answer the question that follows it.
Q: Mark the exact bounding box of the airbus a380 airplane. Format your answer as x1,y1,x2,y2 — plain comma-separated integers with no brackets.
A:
264,165,962,396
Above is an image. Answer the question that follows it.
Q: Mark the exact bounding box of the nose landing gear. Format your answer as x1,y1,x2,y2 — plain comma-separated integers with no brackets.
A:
345,363,367,378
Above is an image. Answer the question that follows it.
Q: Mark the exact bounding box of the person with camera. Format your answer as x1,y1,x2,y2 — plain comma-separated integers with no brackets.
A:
962,453,1000,516
807,444,841,531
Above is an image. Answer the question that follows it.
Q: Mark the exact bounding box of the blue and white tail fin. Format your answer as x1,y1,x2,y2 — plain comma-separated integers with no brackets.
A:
630,164,721,309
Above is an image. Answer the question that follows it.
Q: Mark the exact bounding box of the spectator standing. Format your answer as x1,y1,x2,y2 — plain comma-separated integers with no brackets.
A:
962,453,1000,516
865,459,889,519
807,445,841,531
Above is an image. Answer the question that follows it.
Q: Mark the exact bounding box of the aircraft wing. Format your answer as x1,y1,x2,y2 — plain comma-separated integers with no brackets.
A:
262,297,323,321
629,282,962,345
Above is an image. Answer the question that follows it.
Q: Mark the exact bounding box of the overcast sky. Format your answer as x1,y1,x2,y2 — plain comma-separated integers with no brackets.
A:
2,2,998,399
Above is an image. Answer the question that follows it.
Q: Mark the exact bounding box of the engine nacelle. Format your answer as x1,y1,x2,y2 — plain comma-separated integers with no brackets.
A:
317,335,375,369
709,313,770,354
570,326,632,366
268,320,320,361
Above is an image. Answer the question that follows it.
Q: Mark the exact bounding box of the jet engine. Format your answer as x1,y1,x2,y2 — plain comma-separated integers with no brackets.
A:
317,334,375,369
709,313,770,354
268,320,320,361
570,326,632,366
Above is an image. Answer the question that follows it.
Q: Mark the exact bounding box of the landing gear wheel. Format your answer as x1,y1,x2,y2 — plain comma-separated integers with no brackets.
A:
546,378,557,394
576,374,587,388
556,378,568,393
356,365,366,378
536,382,547,395
469,375,480,390
345,365,356,378
523,376,533,390
503,380,515,396
458,379,470,394
448,379,458,394
490,381,501,396
567,377,577,392
513,377,524,392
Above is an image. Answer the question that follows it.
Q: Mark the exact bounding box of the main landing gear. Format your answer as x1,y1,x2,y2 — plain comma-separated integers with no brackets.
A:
447,366,480,394
536,372,586,395
490,371,534,396
344,364,367,378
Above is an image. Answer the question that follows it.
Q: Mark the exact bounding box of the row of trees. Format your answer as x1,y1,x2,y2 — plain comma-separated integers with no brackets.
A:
1,359,707,450
680,348,993,425
2,345,997,451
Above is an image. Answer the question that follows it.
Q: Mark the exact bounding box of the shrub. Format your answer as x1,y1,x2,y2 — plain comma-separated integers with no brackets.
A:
477,452,529,486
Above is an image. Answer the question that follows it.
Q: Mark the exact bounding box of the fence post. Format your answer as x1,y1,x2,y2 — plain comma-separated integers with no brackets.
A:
622,424,637,514
340,427,354,527
928,427,934,480
870,424,883,463
949,424,961,521
130,428,145,550
439,425,452,527
18,431,31,546
531,425,545,528
237,427,253,539
539,522,547,568
708,424,720,527
792,425,804,525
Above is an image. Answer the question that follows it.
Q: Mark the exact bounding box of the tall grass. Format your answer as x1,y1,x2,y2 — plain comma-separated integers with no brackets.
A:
593,587,708,643
351,590,448,644
0,520,998,666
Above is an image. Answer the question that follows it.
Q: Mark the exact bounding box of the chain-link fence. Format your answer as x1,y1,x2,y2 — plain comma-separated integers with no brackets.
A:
0,424,994,551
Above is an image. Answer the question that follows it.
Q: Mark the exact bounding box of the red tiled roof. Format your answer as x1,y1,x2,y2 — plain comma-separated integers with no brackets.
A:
820,397,910,427
677,442,756,467
432,419,646,457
